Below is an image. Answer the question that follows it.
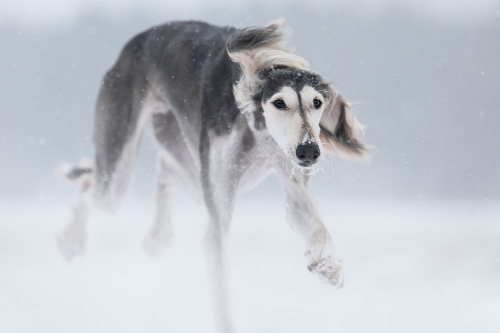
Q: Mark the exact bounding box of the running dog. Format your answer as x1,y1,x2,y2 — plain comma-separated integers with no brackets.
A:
58,20,368,333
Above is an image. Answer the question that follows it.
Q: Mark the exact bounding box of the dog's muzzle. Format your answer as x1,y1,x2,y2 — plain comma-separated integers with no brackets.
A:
296,142,320,167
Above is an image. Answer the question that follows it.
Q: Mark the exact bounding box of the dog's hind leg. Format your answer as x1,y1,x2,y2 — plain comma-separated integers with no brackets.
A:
57,160,93,261
92,35,156,211
143,112,202,257
143,152,175,258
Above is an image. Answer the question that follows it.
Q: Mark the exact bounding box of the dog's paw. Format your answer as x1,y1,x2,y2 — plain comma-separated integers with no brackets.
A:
143,228,173,258
57,205,88,262
57,228,86,262
307,255,344,288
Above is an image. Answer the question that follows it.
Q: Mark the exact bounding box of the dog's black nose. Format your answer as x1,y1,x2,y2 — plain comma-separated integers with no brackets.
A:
296,143,320,165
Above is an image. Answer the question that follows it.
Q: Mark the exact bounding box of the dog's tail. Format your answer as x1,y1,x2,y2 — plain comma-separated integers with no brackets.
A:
227,19,286,53
64,167,93,181
57,157,94,185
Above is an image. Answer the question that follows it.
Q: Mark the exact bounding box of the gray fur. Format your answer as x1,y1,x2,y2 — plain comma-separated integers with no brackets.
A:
226,23,284,53
66,167,92,180
60,20,368,333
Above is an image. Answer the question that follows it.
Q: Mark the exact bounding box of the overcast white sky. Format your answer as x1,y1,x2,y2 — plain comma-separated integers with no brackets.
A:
1,0,499,28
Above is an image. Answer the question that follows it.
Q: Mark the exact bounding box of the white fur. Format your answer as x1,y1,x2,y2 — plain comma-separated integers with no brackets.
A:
261,86,325,164
57,160,93,261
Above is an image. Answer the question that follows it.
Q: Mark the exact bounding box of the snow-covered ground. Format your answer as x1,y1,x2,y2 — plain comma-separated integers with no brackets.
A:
0,195,498,333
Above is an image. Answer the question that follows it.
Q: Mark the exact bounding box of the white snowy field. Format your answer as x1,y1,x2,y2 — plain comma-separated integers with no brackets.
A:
0,195,498,333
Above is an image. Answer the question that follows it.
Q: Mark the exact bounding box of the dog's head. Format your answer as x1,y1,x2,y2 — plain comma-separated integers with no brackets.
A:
228,21,368,167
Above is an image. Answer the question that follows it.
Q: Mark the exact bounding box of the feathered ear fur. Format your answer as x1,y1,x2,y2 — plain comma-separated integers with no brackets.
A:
227,20,309,119
319,85,369,160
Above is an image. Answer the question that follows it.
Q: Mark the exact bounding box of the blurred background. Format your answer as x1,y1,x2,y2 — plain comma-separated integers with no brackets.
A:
1,0,500,200
0,0,499,332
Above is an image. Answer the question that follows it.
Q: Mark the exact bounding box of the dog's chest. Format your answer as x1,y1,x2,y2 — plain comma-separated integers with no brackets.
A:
237,133,275,192
238,157,272,192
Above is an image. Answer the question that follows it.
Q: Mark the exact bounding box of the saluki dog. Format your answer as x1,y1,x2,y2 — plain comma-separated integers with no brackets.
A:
58,20,368,333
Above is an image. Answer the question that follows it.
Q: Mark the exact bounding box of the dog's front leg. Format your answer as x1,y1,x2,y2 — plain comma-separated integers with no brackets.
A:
203,188,237,333
276,170,344,288
200,150,241,333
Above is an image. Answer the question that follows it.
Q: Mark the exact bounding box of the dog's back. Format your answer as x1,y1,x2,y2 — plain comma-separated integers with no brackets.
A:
91,21,243,209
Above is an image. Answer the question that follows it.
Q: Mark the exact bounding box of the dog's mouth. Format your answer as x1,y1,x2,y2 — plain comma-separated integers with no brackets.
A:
291,158,320,175
297,160,318,168
293,154,322,170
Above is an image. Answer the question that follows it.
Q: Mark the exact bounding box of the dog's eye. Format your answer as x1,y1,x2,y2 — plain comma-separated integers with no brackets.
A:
313,99,322,109
273,99,287,109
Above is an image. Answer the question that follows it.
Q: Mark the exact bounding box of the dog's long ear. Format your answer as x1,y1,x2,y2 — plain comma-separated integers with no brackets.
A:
319,85,368,159
227,20,309,119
